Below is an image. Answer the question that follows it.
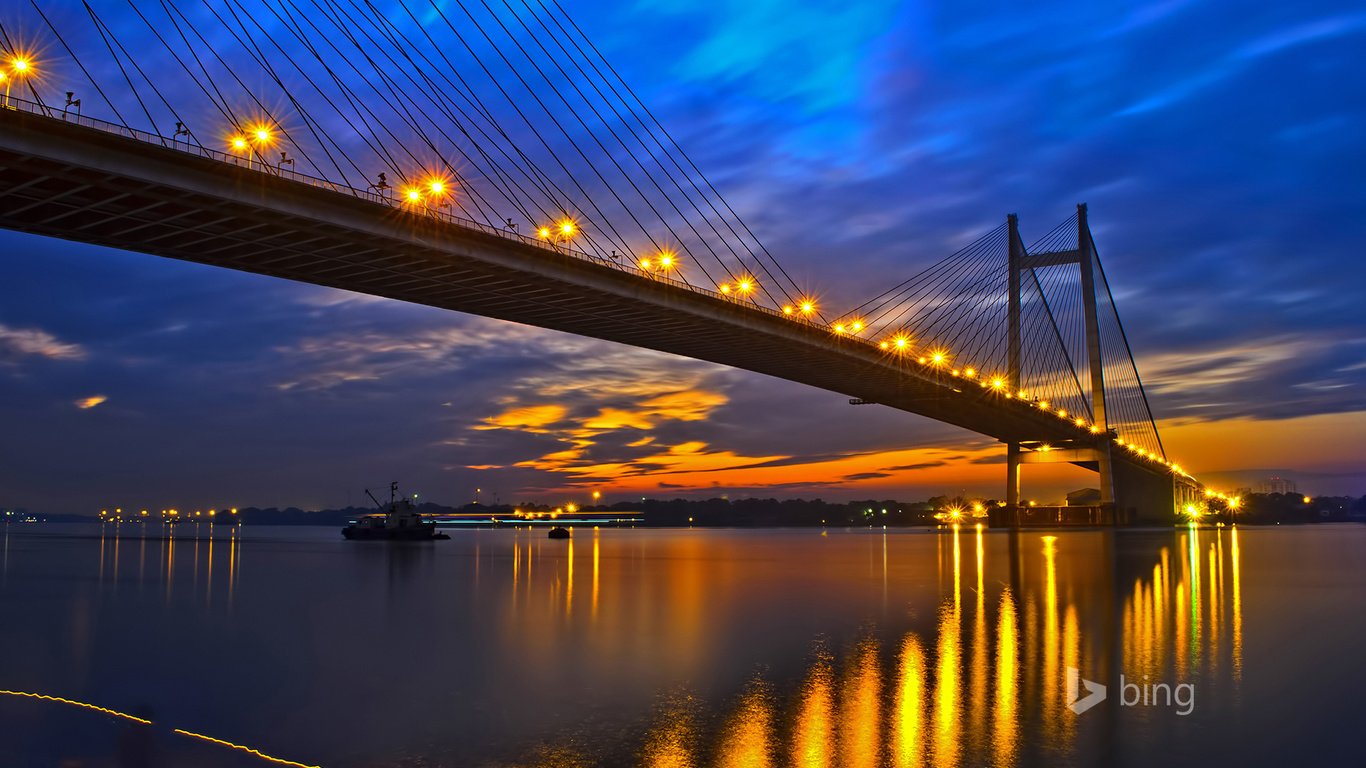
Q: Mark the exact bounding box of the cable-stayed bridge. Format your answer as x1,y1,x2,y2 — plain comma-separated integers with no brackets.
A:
0,2,1204,521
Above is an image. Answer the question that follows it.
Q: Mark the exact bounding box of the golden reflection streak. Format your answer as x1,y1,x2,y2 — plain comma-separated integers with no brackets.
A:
1061,604,1079,744
716,681,774,768
112,526,120,595
166,524,175,603
566,536,574,616
1189,528,1201,669
992,589,1019,767
99,526,106,587
205,527,214,607
1232,527,1242,683
1208,542,1219,678
592,529,600,620
840,639,881,768
794,652,835,768
932,601,962,768
952,525,961,612
228,530,238,609
1041,536,1059,739
892,634,926,768
970,526,987,752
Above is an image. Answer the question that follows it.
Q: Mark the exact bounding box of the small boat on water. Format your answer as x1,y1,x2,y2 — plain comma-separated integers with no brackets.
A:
548,526,571,539
342,483,449,541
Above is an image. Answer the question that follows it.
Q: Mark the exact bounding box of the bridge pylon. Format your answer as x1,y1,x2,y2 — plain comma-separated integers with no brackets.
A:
1004,205,1121,524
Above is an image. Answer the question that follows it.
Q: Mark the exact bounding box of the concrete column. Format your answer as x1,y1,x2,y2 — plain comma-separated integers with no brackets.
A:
1007,214,1022,393
1006,440,1021,512
1077,203,1115,506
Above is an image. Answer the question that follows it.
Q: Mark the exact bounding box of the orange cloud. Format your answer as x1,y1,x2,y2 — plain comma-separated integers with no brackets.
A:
75,395,107,409
474,404,567,433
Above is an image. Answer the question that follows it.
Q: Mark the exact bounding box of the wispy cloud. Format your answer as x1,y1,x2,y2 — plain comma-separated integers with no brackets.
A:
0,324,85,362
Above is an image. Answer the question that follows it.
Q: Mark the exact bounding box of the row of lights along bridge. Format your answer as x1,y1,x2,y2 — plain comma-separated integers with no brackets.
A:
3,51,1196,487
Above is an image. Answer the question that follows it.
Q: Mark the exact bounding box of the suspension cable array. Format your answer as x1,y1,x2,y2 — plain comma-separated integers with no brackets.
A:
0,2,1180,480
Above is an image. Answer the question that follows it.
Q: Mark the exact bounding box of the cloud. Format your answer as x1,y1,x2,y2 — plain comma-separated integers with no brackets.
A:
75,395,107,409
0,324,85,362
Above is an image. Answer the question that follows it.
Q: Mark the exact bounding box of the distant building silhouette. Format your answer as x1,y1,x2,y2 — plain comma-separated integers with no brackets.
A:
1254,477,1298,495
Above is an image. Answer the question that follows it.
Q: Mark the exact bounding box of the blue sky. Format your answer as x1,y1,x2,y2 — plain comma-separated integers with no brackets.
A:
1,0,1363,513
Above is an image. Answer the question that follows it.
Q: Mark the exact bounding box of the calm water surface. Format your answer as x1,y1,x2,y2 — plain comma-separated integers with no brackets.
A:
2,523,1365,767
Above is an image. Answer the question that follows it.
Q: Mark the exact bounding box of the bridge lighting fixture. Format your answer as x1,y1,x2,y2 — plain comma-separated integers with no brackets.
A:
640,258,652,270
720,284,731,293
658,252,674,270
1075,418,1085,427
539,227,551,238
931,352,944,364
893,336,908,349
737,279,753,294
783,306,794,315
880,341,888,349
1057,409,1066,417
850,320,863,332
559,220,575,236
965,368,974,377
231,137,247,150
800,300,815,314
12,59,28,72
406,188,422,202
834,324,846,334
992,379,1004,389
429,180,445,194
255,128,271,142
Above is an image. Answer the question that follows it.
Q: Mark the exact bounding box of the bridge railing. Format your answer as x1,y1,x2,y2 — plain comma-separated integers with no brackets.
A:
2,95,798,319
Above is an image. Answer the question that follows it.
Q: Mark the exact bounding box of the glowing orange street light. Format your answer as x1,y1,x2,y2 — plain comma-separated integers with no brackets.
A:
850,320,863,333
4,57,32,106
429,180,445,194
405,188,422,203
783,306,794,315
539,227,552,239
800,300,815,316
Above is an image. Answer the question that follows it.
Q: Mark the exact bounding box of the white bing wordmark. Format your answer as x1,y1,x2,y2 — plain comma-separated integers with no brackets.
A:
1066,666,1107,714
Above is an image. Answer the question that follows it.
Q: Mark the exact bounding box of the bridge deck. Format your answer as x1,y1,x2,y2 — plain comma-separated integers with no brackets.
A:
0,103,1129,452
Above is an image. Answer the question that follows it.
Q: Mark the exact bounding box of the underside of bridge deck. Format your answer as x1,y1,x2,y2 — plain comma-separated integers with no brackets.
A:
0,105,1166,499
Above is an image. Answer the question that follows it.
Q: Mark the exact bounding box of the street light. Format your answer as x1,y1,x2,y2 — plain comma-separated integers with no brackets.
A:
4,56,32,107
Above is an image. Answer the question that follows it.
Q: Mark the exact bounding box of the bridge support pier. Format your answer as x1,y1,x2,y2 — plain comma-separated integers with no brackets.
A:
1005,441,1021,511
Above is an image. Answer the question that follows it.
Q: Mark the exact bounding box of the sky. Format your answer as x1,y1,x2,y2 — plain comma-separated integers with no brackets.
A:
1,0,1364,514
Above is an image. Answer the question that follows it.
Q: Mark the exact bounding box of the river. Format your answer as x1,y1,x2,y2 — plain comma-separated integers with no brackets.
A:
2,523,1364,767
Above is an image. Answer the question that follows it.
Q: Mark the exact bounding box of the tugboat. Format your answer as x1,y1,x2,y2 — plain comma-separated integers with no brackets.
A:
342,483,449,541
547,526,571,539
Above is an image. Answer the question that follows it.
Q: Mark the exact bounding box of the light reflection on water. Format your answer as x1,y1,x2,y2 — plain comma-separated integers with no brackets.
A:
3,523,1364,767
495,524,1250,768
